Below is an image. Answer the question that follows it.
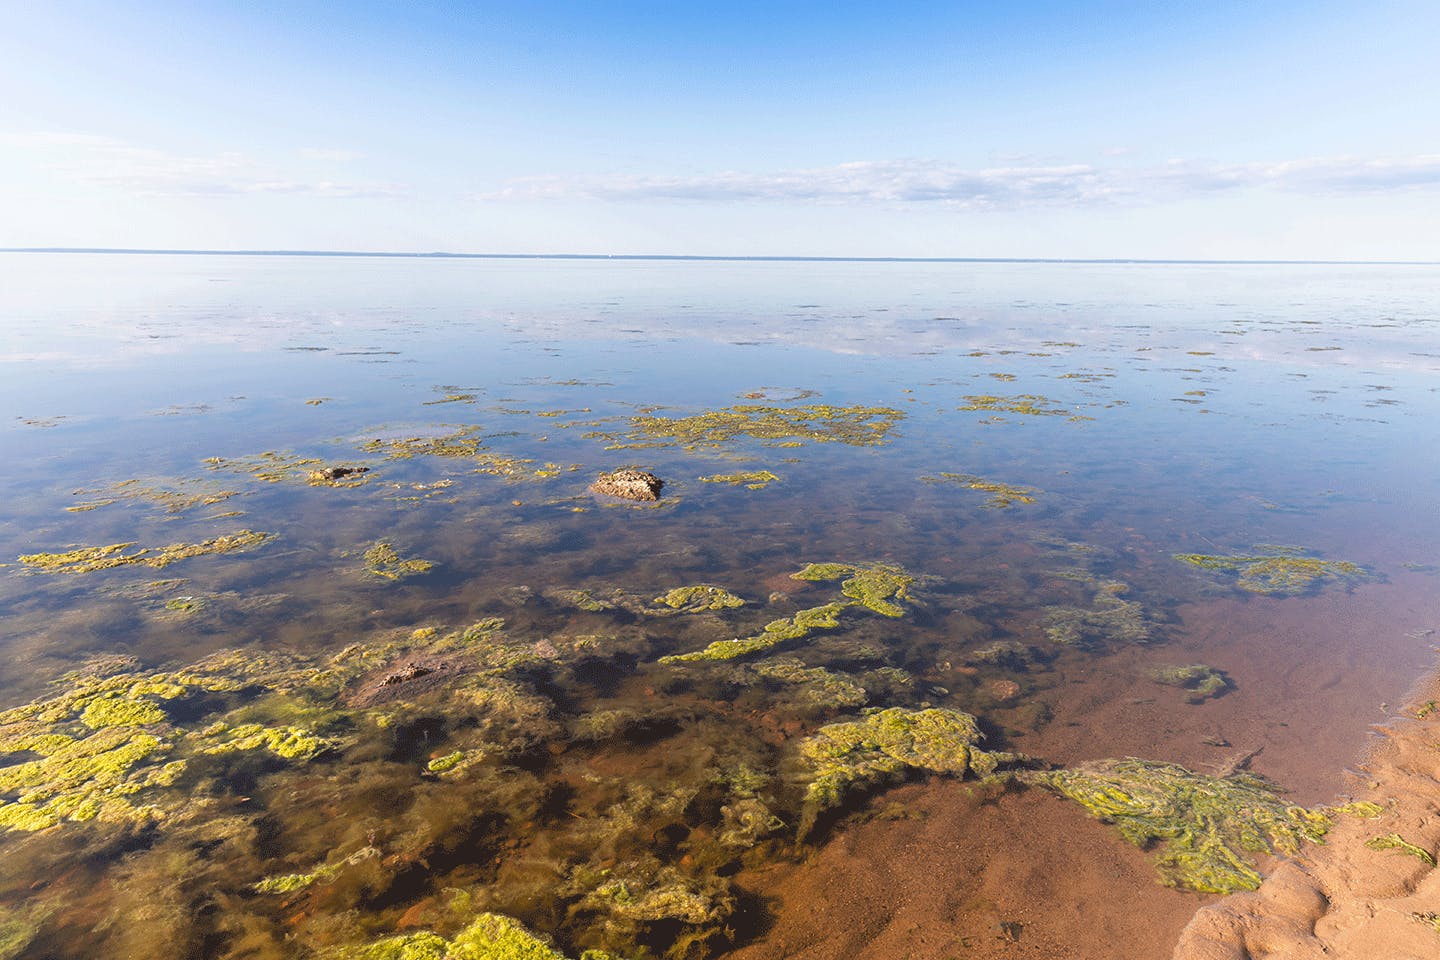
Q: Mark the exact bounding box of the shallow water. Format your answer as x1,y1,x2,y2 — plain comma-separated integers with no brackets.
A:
1,254,1438,958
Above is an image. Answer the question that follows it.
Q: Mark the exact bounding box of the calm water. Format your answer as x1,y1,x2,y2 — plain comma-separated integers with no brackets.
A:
1,254,1438,958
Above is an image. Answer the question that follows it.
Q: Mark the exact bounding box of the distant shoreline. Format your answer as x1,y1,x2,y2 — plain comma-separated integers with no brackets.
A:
2,247,1436,266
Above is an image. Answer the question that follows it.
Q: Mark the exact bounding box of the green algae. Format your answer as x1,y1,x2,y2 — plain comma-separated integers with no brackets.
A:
364,541,436,580
19,529,274,573
1152,664,1231,703
651,585,746,612
752,657,868,710
253,861,341,894
659,602,849,663
958,394,1084,419
798,707,1026,840
1364,832,1436,866
922,473,1040,508
79,694,169,728
67,479,241,514
792,562,914,617
354,913,604,960
1027,758,1329,893
1042,580,1152,646
192,721,332,761
1332,799,1386,818
608,403,905,450
699,470,780,489
1174,549,1366,595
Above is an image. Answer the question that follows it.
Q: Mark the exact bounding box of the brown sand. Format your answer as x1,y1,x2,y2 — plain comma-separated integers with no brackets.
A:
1172,668,1440,960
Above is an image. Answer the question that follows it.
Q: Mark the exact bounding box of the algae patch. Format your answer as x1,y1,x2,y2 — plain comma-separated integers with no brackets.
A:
600,404,904,450
651,585,746,612
1027,758,1328,893
922,473,1040,508
363,541,436,580
699,470,780,490
1152,664,1231,703
19,530,274,574
1174,547,1366,595
354,912,620,960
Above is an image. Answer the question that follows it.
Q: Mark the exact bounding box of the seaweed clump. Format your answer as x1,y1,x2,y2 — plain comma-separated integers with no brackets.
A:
19,530,274,574
353,912,622,960
363,541,436,580
791,562,914,617
699,470,780,490
609,404,905,450
651,585,745,612
797,707,1025,840
659,603,849,663
1041,580,1151,646
922,473,1040,508
1174,548,1366,595
1026,758,1329,893
1363,833,1436,866
958,394,1086,420
1152,664,1231,703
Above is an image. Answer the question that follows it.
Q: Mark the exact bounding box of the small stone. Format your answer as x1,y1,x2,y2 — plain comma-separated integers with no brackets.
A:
590,468,664,502
988,679,1021,702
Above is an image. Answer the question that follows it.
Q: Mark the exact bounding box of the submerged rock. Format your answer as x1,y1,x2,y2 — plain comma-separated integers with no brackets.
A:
589,469,664,502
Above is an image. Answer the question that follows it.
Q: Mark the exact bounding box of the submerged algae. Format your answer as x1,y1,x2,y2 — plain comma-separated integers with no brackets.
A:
752,657,868,710
792,562,915,617
363,541,436,580
699,470,780,489
922,473,1040,508
797,707,1026,840
1152,664,1231,703
19,530,274,574
659,602,849,663
1364,833,1436,866
1042,580,1152,646
1027,758,1329,893
1174,548,1366,595
355,912,619,960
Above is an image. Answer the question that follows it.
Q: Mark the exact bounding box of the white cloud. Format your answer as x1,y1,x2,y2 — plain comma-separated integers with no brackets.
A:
9,132,405,199
480,154,1440,208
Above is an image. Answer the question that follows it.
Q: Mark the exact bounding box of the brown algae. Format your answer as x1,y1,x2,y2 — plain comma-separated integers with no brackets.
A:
1027,758,1329,893
1174,548,1366,595
19,530,274,574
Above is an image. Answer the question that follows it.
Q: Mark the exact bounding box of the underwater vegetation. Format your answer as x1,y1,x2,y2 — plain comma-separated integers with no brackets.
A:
363,541,436,580
1174,547,1366,595
18,530,274,574
1026,759,1329,893
651,585,746,612
797,707,1027,841
66,478,241,514
0,662,331,833
358,427,573,480
354,912,623,960
958,394,1088,420
660,562,915,663
699,470,780,490
921,473,1040,508
598,404,905,450
1042,580,1152,646
751,657,868,711
1152,664,1231,703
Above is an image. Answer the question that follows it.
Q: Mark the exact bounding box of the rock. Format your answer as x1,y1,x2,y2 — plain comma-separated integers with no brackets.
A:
590,468,664,502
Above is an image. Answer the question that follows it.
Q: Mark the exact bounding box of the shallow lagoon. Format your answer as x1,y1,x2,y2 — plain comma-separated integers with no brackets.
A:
1,254,1438,958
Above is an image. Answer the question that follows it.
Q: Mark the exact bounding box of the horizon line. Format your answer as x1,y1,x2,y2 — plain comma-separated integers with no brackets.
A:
2,247,1438,266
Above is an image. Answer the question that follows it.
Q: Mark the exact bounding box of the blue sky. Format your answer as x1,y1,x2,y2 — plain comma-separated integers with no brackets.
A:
2,1,1438,257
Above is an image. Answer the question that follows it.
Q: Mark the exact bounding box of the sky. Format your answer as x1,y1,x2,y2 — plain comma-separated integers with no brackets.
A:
1,1,1438,259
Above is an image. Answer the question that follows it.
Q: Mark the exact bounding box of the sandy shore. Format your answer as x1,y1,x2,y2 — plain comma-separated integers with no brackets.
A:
1173,667,1440,960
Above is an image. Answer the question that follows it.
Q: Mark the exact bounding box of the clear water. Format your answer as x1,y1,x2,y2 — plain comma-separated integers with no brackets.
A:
1,254,1437,958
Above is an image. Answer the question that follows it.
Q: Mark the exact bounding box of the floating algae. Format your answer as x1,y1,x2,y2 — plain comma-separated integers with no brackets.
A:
1174,547,1366,595
922,472,1040,508
797,707,1027,840
363,541,436,580
792,561,915,617
1152,664,1231,703
67,478,241,514
699,470,780,490
1364,833,1436,866
651,585,746,612
958,394,1086,420
19,530,274,574
205,451,372,487
599,403,905,450
1026,759,1329,893
354,912,623,960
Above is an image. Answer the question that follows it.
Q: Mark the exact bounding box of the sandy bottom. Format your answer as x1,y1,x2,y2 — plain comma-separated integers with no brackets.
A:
1173,668,1440,960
